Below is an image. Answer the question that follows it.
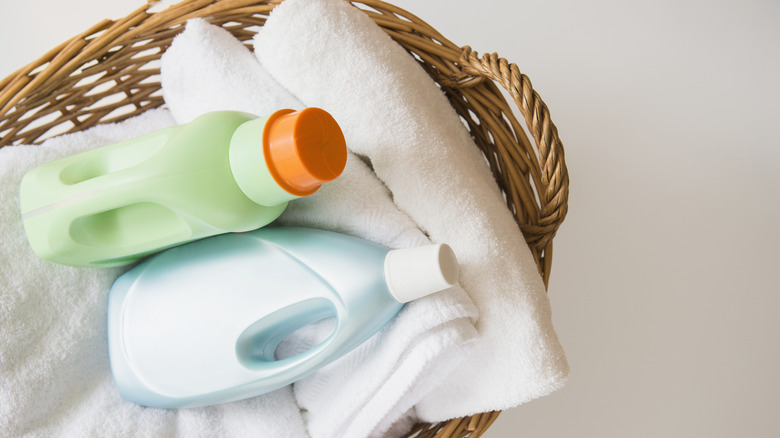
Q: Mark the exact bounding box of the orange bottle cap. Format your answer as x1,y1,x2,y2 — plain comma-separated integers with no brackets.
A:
264,108,347,196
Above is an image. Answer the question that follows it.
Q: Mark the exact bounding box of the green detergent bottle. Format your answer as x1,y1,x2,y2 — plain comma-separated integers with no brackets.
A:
19,108,347,267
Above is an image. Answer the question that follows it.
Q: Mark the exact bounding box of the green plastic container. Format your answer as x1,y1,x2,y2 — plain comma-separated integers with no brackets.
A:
19,108,347,267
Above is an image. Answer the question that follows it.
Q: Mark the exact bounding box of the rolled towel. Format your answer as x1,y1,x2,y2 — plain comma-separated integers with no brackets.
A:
161,18,304,123
160,19,479,438
254,0,568,421
0,109,309,438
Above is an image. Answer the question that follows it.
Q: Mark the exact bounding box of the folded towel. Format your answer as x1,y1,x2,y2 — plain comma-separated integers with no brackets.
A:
161,19,478,438
254,0,568,421
0,109,310,438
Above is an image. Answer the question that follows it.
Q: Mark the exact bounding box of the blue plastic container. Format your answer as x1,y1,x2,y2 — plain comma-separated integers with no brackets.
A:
107,227,458,408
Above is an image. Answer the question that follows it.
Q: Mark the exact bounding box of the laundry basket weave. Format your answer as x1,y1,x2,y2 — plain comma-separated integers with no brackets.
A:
0,0,569,436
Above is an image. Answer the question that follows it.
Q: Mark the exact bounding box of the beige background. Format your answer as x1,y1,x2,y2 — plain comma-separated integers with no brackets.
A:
2,0,779,436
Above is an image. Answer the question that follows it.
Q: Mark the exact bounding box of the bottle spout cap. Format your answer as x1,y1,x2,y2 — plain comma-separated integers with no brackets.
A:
264,108,347,196
384,244,459,303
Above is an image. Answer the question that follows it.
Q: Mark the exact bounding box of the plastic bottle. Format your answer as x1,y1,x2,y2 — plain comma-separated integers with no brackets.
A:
107,226,459,408
19,108,347,267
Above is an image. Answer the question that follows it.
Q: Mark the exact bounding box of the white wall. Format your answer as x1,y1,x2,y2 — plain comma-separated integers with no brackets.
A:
2,1,779,436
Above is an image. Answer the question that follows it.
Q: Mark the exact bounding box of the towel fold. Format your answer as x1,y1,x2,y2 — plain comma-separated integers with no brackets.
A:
160,18,479,438
253,0,568,420
0,109,310,438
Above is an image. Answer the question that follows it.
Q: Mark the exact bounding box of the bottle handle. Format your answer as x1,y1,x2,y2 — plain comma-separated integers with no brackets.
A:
235,297,340,375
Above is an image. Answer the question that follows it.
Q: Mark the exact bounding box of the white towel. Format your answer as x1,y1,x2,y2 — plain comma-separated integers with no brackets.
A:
254,0,568,421
161,18,304,122
0,109,310,438
160,19,480,438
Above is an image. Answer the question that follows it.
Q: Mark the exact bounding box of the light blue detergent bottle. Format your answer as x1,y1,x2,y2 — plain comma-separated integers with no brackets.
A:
107,227,459,408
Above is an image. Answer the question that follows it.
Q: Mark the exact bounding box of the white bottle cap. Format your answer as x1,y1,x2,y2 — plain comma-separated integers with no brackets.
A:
384,244,459,303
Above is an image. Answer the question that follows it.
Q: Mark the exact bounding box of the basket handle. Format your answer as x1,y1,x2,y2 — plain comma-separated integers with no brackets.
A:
452,46,569,280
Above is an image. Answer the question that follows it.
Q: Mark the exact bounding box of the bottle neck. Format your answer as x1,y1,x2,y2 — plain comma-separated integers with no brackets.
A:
228,115,306,207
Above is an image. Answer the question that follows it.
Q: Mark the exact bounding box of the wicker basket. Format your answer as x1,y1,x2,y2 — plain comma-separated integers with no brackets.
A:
0,0,569,436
